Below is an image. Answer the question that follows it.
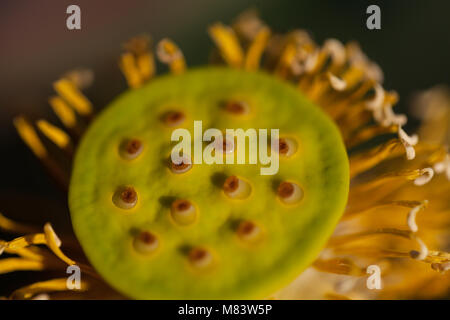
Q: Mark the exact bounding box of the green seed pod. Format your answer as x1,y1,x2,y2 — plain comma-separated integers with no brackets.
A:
69,67,349,299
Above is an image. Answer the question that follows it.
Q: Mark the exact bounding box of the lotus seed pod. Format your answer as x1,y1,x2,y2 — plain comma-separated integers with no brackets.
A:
69,68,349,299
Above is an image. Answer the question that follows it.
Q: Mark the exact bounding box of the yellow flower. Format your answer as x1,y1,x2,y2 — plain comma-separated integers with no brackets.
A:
1,11,449,299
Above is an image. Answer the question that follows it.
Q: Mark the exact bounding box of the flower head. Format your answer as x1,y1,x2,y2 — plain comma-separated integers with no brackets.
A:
1,11,449,300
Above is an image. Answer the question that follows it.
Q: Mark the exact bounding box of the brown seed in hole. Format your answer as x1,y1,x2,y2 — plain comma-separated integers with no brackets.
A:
138,231,157,245
170,199,196,225
134,231,159,254
276,137,297,157
188,248,212,268
170,159,192,173
217,138,234,154
126,139,142,154
121,187,137,203
236,221,261,242
279,138,289,155
225,101,248,115
163,111,185,126
239,221,256,235
172,161,189,170
277,182,294,199
173,199,191,211
113,186,138,210
223,175,252,199
222,140,233,153
120,138,143,160
223,176,239,193
277,181,303,204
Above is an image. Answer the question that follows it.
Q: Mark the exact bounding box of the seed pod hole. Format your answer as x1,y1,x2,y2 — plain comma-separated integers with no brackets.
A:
133,231,159,254
119,138,143,160
216,137,235,154
277,181,304,205
224,100,250,115
188,247,213,269
170,199,197,225
223,175,251,199
163,110,185,127
278,138,298,158
236,221,262,243
113,186,138,210
169,157,192,174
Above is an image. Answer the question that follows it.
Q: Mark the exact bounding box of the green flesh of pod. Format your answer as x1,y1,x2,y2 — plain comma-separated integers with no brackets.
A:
69,67,349,299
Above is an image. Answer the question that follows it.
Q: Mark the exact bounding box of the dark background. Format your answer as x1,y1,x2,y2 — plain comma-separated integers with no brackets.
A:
0,0,449,295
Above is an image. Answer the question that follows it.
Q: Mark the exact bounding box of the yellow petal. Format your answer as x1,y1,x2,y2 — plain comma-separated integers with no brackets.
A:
43,223,75,265
53,78,93,115
0,258,45,274
13,116,47,159
244,27,271,71
36,120,71,149
10,278,88,300
208,23,244,68
49,96,77,129
156,38,186,74
119,52,143,89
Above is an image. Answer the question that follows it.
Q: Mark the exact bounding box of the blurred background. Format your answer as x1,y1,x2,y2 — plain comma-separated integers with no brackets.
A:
0,0,449,294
